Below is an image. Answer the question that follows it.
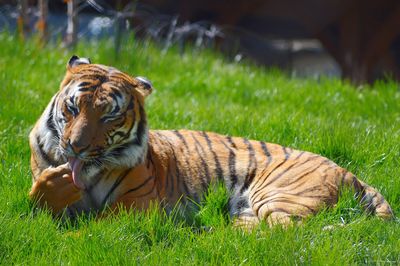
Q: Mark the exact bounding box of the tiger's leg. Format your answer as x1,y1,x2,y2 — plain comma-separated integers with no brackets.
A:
266,211,293,227
230,197,296,229
251,193,319,227
232,209,260,230
229,191,260,230
248,157,341,227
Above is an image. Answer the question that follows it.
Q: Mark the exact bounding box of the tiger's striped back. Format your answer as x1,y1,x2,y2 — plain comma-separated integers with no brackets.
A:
103,129,393,226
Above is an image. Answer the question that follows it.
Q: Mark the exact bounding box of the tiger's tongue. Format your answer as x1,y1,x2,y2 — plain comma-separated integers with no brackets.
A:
68,158,85,190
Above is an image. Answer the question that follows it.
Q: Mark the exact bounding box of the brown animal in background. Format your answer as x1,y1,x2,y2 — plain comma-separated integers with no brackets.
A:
29,56,393,227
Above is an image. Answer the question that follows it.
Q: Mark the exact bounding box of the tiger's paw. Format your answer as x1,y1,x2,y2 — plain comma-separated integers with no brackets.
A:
29,163,83,215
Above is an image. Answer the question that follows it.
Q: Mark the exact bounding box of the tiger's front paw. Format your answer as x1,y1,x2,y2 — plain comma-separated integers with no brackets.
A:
29,163,83,215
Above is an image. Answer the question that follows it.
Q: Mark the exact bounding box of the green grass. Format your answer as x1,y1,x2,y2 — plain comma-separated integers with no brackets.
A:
1,32,400,264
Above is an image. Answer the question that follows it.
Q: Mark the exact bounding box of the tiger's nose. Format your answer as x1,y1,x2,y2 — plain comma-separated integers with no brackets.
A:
68,139,90,155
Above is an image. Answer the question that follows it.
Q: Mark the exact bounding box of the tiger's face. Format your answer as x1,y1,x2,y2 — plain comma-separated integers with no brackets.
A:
54,56,152,188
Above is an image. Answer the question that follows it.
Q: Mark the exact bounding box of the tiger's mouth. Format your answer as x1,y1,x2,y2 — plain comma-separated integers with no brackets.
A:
68,157,85,190
62,145,119,190
60,134,146,189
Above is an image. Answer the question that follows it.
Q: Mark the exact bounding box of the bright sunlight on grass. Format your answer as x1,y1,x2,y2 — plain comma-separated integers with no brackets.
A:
0,32,399,264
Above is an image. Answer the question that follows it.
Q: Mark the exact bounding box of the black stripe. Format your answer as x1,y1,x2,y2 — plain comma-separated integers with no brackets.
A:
260,141,270,157
283,146,290,160
121,102,143,144
110,88,122,99
290,185,325,197
114,116,127,128
102,169,131,206
90,74,108,83
111,106,146,157
78,85,97,92
340,171,349,187
80,70,108,77
165,168,173,198
201,131,224,180
36,136,58,166
260,184,326,201
112,105,120,115
191,133,211,189
123,175,155,196
251,162,295,206
134,183,158,198
245,141,270,190
241,139,258,193
153,132,171,193
250,159,291,203
295,151,306,160
283,161,329,189
64,82,72,95
77,75,106,86
169,146,193,200
260,141,272,166
269,198,316,212
241,168,257,193
110,131,127,143
146,151,154,169
259,160,299,191
252,146,291,191
171,151,192,198
109,93,120,113
172,130,200,193
133,106,146,146
228,148,237,189
79,82,92,87
251,159,326,206
111,133,142,158
236,199,249,210
219,138,238,190
46,96,60,139
168,146,180,198
126,97,134,110
226,136,237,148
172,130,189,149
86,169,109,191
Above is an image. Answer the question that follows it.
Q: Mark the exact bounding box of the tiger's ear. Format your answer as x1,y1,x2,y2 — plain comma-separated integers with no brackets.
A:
135,76,153,98
67,55,91,69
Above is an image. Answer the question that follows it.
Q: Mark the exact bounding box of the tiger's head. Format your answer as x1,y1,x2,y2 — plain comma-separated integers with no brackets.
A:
53,56,153,188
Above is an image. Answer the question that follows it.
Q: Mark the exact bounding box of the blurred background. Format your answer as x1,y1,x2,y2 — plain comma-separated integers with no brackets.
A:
1,0,400,85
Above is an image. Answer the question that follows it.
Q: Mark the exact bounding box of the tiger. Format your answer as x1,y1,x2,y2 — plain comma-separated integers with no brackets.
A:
29,55,393,228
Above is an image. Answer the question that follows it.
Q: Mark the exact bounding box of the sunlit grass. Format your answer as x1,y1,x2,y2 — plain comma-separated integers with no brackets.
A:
0,32,399,264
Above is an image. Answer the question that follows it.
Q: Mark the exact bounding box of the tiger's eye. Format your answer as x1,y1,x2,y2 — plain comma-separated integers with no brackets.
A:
65,101,79,117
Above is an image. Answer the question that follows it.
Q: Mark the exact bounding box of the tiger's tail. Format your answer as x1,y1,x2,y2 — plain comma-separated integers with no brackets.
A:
342,171,393,219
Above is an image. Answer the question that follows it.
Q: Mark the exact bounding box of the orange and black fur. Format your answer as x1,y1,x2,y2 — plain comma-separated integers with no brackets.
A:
29,56,393,227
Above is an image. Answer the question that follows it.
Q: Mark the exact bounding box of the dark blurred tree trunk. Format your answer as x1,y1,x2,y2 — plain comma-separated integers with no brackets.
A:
65,0,78,47
17,0,29,40
37,0,48,44
317,1,400,84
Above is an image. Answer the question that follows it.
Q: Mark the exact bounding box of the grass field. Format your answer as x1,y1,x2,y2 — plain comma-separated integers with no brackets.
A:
1,32,400,264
